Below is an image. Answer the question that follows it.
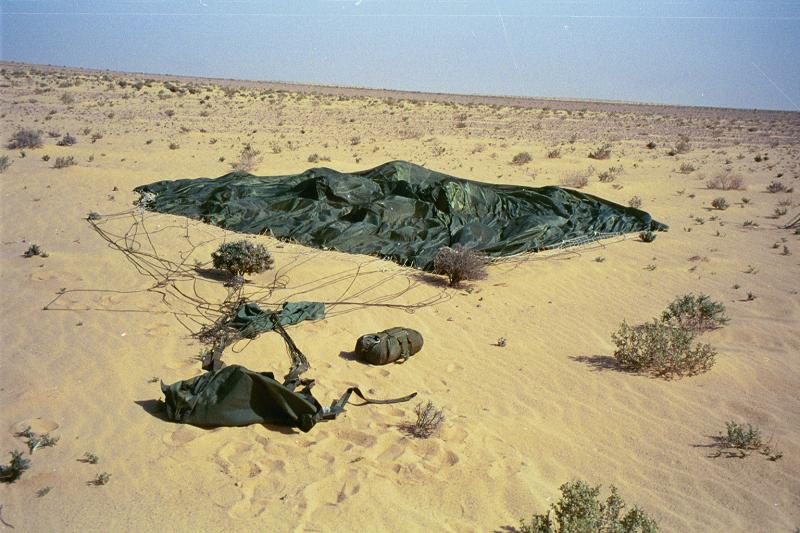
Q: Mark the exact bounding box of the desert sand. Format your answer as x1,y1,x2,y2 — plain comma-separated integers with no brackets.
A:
0,62,798,532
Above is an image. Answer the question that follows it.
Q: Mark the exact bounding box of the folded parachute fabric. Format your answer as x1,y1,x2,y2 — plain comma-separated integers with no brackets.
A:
135,160,667,270
161,364,416,432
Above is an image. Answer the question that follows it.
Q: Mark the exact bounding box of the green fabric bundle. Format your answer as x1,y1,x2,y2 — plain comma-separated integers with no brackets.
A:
135,161,666,270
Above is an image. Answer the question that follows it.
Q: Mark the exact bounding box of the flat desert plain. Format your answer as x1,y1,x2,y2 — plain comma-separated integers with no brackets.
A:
1,63,799,532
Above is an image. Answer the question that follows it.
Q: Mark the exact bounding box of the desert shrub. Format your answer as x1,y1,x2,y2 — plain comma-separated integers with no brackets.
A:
0,450,30,483
350,136,361,146
561,172,588,188
8,128,42,149
512,152,533,165
661,294,729,332
433,245,487,287
211,240,274,277
23,244,45,257
53,156,76,168
724,421,762,453
628,196,642,209
645,141,657,149
710,197,729,210
765,181,788,193
168,142,180,150
307,153,320,163
230,143,262,172
588,143,612,160
406,401,445,438
0,155,10,173
639,230,656,243
520,480,658,533
60,92,75,104
547,148,561,159
671,135,691,155
56,132,77,146
611,320,716,377
679,162,695,174
91,472,111,486
706,172,745,191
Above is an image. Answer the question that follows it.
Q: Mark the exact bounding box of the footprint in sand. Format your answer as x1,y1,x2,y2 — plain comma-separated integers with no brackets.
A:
144,323,173,337
337,429,378,448
162,425,201,447
29,271,82,282
11,418,59,435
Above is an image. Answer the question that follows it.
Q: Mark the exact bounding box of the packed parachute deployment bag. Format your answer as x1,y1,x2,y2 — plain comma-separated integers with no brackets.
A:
355,327,424,365
161,313,416,432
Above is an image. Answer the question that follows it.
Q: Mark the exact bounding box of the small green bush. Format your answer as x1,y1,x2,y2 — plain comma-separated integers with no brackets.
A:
661,294,729,332
211,240,274,277
0,450,30,483
639,230,656,243
611,320,716,377
520,480,657,533
0,155,11,173
724,421,762,452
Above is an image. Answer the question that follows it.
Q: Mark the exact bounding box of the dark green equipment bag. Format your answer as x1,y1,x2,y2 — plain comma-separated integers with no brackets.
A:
162,319,416,432
355,327,424,365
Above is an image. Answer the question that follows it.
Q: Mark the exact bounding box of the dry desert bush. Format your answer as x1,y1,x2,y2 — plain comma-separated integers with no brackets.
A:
434,245,487,287
706,172,745,191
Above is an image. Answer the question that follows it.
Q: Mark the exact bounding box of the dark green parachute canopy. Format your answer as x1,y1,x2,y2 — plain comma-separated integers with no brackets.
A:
135,161,667,270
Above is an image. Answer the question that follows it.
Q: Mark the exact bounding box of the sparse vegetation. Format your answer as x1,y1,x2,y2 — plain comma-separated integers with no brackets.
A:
612,320,716,377
639,230,656,243
511,152,533,165
678,162,696,174
433,245,487,287
91,472,111,486
561,172,588,188
706,172,745,191
546,148,561,159
628,196,642,209
82,452,99,464
231,143,262,172
23,243,46,257
405,401,445,438
710,197,729,210
661,294,729,332
8,128,42,149
669,135,691,155
710,421,782,460
765,181,789,193
520,480,658,533
56,132,77,146
211,240,274,277
0,451,30,483
588,143,612,160
53,156,76,168
0,155,11,173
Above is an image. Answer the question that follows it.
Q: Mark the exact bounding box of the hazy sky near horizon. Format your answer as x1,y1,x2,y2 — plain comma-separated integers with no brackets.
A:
2,0,799,111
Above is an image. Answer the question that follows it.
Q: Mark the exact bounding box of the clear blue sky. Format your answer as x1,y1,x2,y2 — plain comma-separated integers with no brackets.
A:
2,0,799,111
